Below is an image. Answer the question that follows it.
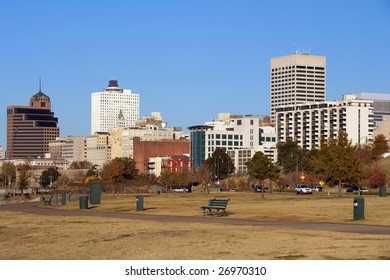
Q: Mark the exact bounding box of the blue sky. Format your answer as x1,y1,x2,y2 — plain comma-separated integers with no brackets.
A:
1,0,390,148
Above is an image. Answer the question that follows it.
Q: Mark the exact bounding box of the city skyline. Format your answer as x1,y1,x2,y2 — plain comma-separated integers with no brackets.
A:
1,0,390,148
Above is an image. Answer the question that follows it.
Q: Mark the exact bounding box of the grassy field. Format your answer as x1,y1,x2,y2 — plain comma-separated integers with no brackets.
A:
1,191,390,260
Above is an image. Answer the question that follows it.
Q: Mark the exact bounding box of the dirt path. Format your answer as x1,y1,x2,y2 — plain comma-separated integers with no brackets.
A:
2,201,390,235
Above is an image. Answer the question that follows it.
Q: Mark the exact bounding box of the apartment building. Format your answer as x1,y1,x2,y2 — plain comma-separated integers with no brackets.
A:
270,53,326,123
276,95,374,150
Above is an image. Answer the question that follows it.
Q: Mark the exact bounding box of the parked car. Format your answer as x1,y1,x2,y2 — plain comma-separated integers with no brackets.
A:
295,184,312,194
172,187,185,192
253,185,268,192
311,186,324,192
345,186,368,193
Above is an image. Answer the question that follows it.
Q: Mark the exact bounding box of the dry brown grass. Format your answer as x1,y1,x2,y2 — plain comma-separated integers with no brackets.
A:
63,191,390,226
1,191,390,260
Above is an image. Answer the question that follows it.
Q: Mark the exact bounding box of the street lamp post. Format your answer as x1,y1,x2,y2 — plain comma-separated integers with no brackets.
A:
291,153,298,187
227,155,230,190
217,155,221,191
296,154,298,186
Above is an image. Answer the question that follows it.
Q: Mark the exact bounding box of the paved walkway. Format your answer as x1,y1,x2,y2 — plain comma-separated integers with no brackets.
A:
1,201,390,235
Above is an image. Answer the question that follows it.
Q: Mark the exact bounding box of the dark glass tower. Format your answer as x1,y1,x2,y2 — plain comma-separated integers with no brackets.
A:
7,90,60,159
188,125,212,172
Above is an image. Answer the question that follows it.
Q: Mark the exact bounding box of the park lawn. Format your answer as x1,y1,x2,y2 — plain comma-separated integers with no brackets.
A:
1,211,390,260
59,191,390,226
1,191,390,260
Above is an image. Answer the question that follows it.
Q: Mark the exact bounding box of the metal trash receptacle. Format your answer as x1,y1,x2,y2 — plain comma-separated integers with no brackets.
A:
379,186,387,197
61,192,67,206
90,184,101,205
136,195,144,211
353,197,365,220
79,195,88,209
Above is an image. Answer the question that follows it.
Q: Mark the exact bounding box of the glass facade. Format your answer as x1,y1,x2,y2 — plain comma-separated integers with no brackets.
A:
189,126,210,172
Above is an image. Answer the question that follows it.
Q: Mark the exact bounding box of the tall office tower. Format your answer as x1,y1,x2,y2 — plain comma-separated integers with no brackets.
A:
91,80,140,134
270,53,326,123
7,90,60,159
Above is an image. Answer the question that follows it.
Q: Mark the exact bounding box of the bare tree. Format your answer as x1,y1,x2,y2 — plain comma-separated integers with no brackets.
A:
1,162,16,188
17,163,32,195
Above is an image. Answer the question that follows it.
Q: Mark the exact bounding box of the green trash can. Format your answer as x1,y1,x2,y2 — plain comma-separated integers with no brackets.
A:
79,195,88,209
379,186,387,197
53,193,58,205
136,195,144,211
90,184,101,205
61,192,67,206
353,197,365,220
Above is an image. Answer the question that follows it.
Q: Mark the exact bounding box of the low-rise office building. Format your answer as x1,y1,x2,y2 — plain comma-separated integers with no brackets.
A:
189,114,277,174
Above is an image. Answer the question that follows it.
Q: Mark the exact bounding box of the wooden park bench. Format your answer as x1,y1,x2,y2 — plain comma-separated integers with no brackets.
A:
200,198,230,216
43,195,54,206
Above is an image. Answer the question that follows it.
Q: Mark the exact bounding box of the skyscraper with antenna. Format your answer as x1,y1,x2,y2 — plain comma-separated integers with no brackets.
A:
6,80,60,159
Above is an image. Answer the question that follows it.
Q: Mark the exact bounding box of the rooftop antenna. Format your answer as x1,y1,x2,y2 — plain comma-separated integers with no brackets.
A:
293,42,297,54
39,76,42,93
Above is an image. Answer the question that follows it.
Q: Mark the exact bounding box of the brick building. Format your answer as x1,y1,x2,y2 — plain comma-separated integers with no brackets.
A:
133,137,190,175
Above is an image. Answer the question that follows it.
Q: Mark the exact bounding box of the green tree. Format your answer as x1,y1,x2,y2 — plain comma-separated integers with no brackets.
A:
119,157,138,180
246,151,280,197
160,169,176,190
86,168,96,177
204,148,235,180
159,168,192,191
372,134,390,160
311,131,362,194
17,163,32,194
39,167,60,188
1,161,16,188
276,139,309,174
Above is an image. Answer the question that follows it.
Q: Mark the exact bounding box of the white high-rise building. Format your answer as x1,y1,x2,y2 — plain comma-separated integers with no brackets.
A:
276,95,374,150
91,80,140,134
270,53,326,123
